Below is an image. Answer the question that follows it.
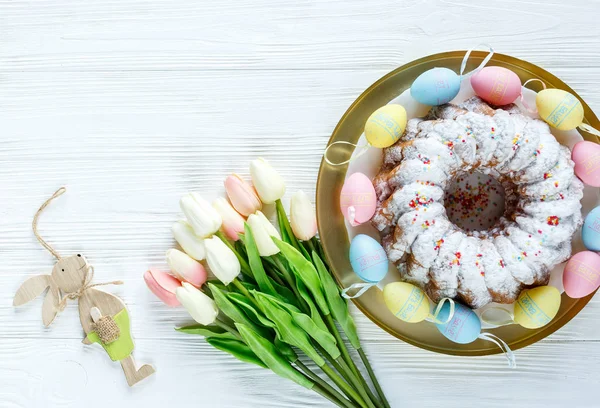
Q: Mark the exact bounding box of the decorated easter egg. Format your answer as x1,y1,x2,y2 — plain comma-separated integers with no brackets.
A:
536,89,584,131
349,234,388,283
583,206,600,251
514,286,561,329
470,66,522,106
383,282,430,323
340,173,377,226
563,251,600,298
435,301,481,344
572,141,600,187
410,68,461,106
364,104,407,148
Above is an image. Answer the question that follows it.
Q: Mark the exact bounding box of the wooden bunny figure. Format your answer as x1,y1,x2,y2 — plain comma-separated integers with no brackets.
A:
13,187,155,387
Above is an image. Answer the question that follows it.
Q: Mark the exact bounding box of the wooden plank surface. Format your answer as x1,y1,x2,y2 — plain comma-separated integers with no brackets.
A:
1,0,600,406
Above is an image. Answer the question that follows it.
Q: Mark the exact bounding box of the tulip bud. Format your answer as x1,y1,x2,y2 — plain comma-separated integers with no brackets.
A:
250,158,286,204
290,190,318,241
247,211,280,256
180,193,222,238
176,282,219,325
212,197,245,241
143,269,182,307
204,236,241,285
224,174,262,216
172,220,206,260
166,248,207,287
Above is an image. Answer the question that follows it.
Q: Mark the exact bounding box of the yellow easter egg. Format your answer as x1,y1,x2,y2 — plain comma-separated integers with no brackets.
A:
364,104,407,148
536,89,584,131
383,282,430,323
514,286,561,329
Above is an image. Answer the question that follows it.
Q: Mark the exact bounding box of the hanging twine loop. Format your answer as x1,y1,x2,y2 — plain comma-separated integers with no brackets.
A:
425,298,456,324
324,141,370,166
33,186,124,311
459,43,495,80
520,78,547,114
33,187,67,260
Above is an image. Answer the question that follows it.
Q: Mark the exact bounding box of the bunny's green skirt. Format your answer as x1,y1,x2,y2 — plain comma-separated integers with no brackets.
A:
85,309,134,361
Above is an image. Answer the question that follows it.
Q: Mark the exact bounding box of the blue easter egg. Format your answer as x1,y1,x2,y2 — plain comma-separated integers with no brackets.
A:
410,67,461,106
349,234,388,283
435,301,481,344
583,206,600,251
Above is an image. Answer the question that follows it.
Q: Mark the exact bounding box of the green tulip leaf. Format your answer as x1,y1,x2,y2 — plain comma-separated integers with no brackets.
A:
236,323,313,389
273,238,330,315
312,251,360,349
175,324,237,340
208,283,272,339
252,291,324,366
295,278,329,333
244,223,278,298
227,292,276,329
206,336,267,369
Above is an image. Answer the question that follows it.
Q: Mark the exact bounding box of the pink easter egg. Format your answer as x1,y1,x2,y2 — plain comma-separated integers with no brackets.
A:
470,66,522,106
572,141,600,187
340,172,376,226
563,251,600,298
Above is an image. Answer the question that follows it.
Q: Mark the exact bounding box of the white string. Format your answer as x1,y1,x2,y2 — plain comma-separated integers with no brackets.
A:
342,282,377,299
480,307,515,327
479,332,517,369
459,43,495,79
520,78,547,114
579,123,600,137
347,206,357,226
425,298,456,324
323,141,370,166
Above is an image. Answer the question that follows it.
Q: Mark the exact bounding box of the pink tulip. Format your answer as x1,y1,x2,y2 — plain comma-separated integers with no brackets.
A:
224,174,262,217
166,248,208,287
144,269,182,307
212,197,245,241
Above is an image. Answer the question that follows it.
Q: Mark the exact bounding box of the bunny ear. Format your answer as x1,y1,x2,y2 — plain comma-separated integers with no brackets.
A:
42,282,61,327
13,275,52,306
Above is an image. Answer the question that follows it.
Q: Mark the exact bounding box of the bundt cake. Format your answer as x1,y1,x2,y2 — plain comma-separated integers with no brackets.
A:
372,97,584,309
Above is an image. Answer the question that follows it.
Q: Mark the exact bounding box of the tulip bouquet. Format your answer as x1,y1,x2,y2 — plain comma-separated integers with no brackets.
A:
144,158,389,408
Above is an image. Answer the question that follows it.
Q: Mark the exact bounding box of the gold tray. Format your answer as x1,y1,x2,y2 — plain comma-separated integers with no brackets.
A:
316,51,600,356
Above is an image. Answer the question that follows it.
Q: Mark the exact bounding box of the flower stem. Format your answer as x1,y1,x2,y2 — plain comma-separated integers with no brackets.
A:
214,318,243,341
358,348,389,408
311,383,354,408
306,238,318,255
215,231,254,279
320,363,368,408
295,360,356,408
232,278,261,310
324,313,381,407
336,357,377,408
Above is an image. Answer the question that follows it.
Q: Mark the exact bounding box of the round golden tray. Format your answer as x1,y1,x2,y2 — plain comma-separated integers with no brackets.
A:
316,51,600,356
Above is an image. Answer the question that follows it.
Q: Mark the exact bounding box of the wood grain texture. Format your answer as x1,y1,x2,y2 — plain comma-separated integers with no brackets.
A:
1,0,600,406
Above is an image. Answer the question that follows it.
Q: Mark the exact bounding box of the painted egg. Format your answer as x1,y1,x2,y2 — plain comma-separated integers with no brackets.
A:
340,173,377,226
563,251,600,298
572,141,600,187
513,286,561,329
410,68,461,106
349,234,388,283
364,104,407,148
536,89,584,131
470,66,522,106
383,282,430,323
583,206,600,251
435,301,481,344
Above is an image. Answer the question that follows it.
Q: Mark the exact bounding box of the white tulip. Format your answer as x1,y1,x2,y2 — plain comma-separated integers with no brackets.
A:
250,158,286,204
180,193,222,238
166,248,207,287
247,211,280,256
205,236,241,285
172,220,206,260
176,282,219,325
290,190,318,241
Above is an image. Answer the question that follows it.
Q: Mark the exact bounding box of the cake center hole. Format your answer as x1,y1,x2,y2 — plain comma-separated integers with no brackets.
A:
444,170,506,233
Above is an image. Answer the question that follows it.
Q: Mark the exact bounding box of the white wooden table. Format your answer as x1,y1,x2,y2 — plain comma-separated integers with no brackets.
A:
2,1,600,407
